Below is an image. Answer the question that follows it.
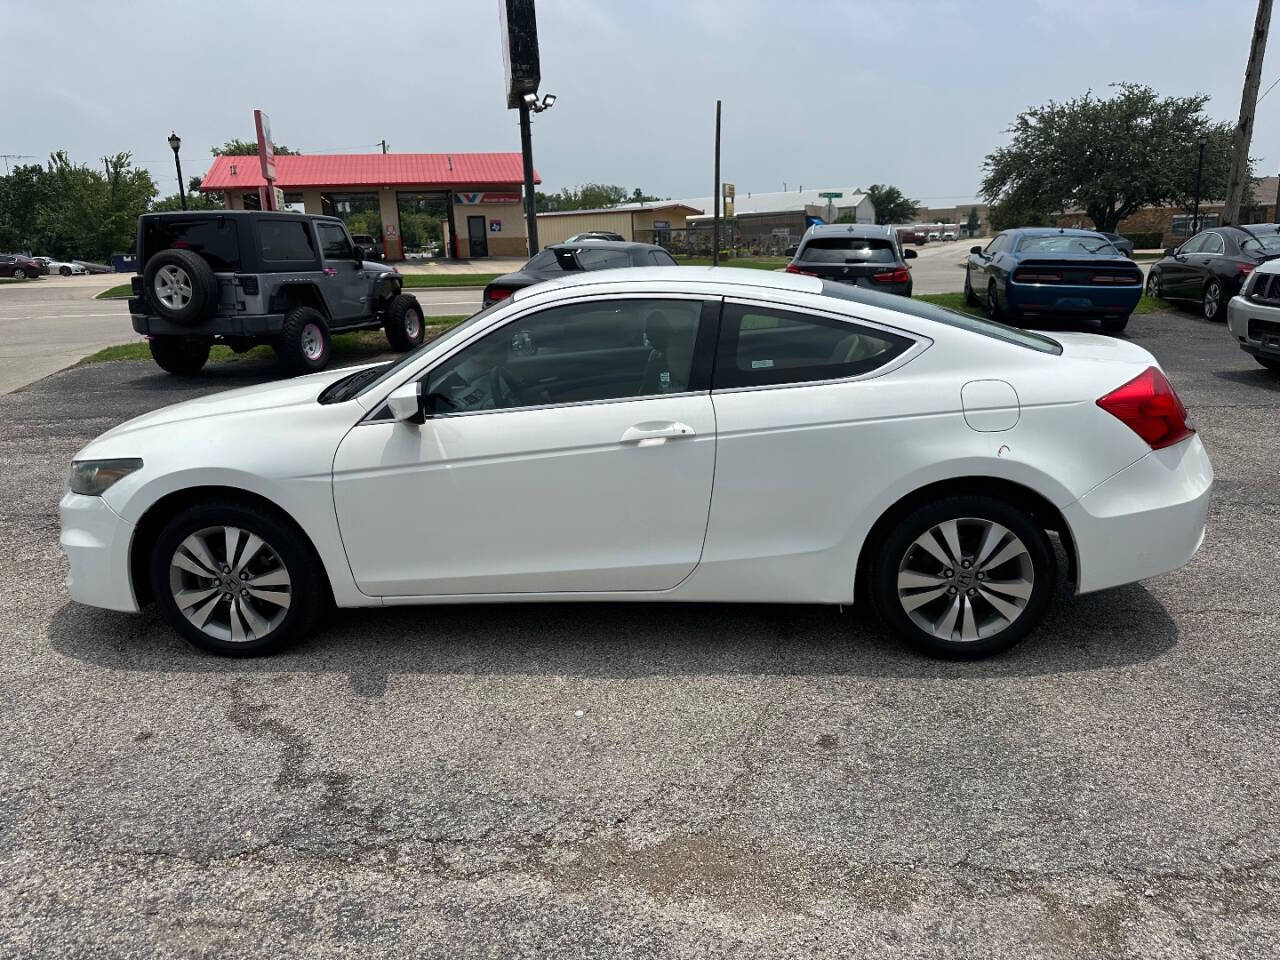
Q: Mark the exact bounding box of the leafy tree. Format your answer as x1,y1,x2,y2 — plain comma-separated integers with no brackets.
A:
535,183,655,212
0,163,47,253
211,138,299,156
151,190,224,212
864,184,918,225
988,190,1055,231
965,207,980,234
981,83,1235,232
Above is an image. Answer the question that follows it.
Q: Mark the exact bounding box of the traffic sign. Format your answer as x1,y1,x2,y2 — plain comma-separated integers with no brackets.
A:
818,191,843,199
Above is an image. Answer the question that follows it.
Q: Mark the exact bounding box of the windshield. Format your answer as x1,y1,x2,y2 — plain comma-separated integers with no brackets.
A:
801,237,898,264
344,300,510,401
819,280,1062,354
1015,234,1116,255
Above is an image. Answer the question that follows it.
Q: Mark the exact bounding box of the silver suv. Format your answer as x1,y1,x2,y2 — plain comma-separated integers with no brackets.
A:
129,211,424,375
1228,258,1280,374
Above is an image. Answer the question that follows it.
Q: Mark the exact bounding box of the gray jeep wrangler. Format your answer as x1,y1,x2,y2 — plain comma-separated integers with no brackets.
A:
128,211,425,375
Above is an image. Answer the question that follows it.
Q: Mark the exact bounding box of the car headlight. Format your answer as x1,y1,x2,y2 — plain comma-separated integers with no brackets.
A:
69,458,143,496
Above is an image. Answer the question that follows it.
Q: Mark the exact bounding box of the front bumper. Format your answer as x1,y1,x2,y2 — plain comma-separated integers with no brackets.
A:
58,491,140,612
1226,294,1280,360
129,298,286,337
1063,434,1213,594
1008,282,1142,316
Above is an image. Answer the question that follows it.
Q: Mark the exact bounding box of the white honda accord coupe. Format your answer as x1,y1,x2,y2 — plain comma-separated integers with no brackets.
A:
60,268,1213,659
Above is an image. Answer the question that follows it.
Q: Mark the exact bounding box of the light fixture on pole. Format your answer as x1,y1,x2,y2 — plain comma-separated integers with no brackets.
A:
168,131,186,211
518,92,555,252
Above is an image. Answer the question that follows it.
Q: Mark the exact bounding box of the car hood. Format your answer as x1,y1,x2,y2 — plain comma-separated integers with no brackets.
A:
86,365,374,447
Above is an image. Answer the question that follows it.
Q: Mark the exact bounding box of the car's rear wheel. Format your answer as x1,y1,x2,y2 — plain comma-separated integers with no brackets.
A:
13,268,25,280
59,266,72,277
276,306,331,374
1100,314,1130,334
1146,271,1161,299
148,336,211,375
1203,279,1224,321
986,280,1004,320
964,269,978,305
149,499,322,656
871,495,1056,658
383,293,426,352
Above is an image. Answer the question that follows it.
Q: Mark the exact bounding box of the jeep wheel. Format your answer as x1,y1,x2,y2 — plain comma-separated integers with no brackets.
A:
383,293,426,352
143,249,218,326
149,336,211,375
276,307,331,374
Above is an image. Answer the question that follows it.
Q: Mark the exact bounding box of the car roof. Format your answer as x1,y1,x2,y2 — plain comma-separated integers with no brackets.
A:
512,265,821,301
1009,227,1105,237
545,240,665,252
141,210,342,224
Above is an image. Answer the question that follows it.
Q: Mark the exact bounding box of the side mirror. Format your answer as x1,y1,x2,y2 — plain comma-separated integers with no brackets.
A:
351,244,365,262
1164,247,1176,256
969,245,983,255
903,248,918,259
387,381,424,423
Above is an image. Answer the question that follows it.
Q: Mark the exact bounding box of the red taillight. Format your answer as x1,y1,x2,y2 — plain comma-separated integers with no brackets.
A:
872,267,910,284
1096,366,1195,450
1237,262,1255,275
785,263,817,276
1013,270,1062,283
1090,273,1141,284
485,286,513,302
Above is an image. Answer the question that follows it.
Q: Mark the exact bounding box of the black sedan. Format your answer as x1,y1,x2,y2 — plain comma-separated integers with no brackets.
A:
483,241,678,306
1147,224,1280,321
1098,231,1135,258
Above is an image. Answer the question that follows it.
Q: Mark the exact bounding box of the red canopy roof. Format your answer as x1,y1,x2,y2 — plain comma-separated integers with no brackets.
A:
198,152,537,191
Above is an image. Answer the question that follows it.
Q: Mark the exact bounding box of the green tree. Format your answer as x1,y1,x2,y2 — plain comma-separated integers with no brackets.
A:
0,164,48,253
988,190,1054,231
36,152,156,260
535,183,655,212
965,207,980,235
212,138,299,156
981,83,1235,232
864,184,918,224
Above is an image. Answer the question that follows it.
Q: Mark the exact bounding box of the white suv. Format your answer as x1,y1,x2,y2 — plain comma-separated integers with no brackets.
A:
1227,260,1280,373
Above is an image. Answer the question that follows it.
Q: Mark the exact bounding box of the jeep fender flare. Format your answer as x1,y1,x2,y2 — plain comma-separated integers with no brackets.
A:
270,282,332,322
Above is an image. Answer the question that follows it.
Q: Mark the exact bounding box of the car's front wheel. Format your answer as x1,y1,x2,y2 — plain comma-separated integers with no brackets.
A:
964,269,978,305
150,499,323,656
383,293,426,352
871,495,1056,658
149,336,210,375
1146,271,1161,299
1203,279,1224,321
276,306,332,373
986,280,1005,321
59,266,72,277
12,268,25,280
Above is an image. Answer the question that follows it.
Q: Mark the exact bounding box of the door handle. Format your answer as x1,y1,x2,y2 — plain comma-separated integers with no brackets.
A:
620,421,695,444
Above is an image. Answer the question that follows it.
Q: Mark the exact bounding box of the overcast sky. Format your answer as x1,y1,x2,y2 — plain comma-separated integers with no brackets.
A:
4,0,1278,205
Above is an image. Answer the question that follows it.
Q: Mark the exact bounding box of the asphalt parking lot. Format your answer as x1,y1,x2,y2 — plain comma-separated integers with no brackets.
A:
1,305,1277,957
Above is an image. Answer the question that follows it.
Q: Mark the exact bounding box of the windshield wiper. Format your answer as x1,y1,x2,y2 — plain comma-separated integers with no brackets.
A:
318,364,389,404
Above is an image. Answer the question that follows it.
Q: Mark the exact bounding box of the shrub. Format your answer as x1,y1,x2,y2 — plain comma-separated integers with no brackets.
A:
1120,231,1163,250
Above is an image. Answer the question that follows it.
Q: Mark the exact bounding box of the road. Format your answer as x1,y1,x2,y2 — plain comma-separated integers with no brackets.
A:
0,305,1276,956
0,277,483,395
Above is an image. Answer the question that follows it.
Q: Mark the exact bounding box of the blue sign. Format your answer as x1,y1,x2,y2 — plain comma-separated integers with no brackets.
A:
806,216,824,228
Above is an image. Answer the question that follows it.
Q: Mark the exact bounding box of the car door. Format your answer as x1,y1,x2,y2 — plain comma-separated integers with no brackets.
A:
972,234,1005,299
697,298,922,599
1163,235,1203,299
314,220,366,321
1194,231,1225,296
332,295,719,597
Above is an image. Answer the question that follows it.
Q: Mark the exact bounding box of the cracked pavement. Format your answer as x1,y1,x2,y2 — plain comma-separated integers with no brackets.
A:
0,308,1277,958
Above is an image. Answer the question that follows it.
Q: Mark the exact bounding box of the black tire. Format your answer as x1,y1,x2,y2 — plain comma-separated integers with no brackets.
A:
148,336,211,375
142,249,218,325
1202,279,1224,321
12,267,26,280
1257,356,1280,373
1146,271,1161,299
383,292,426,352
149,499,322,656
964,269,979,306
870,495,1057,659
275,306,331,374
986,279,1005,321
1100,314,1130,333
59,266,72,277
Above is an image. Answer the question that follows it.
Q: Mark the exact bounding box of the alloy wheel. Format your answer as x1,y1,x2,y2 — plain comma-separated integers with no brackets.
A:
168,525,292,643
896,517,1034,643
13,268,25,280
155,264,193,310
1203,282,1221,320
1147,273,1160,298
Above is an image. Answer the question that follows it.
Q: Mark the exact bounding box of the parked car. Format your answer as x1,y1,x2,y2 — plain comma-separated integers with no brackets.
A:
927,231,941,242
1226,252,1280,374
31,256,87,276
0,254,43,279
565,231,626,243
128,211,422,375
964,228,1143,332
60,267,1212,660
942,230,958,242
482,240,677,306
350,234,384,260
785,223,917,297
1097,232,1135,258
1145,224,1280,322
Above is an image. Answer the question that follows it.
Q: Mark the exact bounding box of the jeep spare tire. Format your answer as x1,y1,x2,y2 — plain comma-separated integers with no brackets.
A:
142,249,218,326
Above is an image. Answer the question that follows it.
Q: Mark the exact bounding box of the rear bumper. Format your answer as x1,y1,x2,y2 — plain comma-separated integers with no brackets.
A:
129,300,285,338
1008,282,1142,316
59,491,139,613
1063,434,1213,594
1227,294,1280,360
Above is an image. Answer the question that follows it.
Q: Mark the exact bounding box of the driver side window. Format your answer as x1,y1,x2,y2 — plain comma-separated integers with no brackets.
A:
422,298,707,415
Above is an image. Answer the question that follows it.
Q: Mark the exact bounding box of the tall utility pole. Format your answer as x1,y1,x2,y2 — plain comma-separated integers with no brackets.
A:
519,100,538,253
1224,0,1273,224
379,139,388,154
712,99,721,267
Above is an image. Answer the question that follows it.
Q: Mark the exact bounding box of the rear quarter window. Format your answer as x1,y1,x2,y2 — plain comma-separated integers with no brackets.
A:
143,218,240,271
258,220,319,266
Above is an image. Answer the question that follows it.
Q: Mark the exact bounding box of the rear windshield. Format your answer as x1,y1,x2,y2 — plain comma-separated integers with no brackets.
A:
801,237,898,264
1240,232,1280,254
1016,235,1115,255
143,218,240,271
819,281,1062,354
575,248,633,270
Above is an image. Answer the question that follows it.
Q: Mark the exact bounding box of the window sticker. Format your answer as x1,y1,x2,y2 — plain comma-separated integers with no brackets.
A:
751,359,774,369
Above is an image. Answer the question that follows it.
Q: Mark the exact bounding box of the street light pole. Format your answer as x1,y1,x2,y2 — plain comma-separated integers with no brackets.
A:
168,132,186,211
519,99,538,255
1192,133,1207,236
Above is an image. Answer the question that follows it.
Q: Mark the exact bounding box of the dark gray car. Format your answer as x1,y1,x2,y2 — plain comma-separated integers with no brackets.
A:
482,240,678,306
785,223,917,297
129,211,423,375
